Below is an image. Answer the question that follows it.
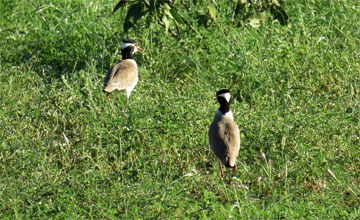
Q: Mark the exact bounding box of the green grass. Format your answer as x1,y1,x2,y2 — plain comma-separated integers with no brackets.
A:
1,0,359,218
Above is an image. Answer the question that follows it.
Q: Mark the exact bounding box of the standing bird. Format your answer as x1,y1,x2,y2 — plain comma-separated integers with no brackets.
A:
208,89,240,184
103,39,141,108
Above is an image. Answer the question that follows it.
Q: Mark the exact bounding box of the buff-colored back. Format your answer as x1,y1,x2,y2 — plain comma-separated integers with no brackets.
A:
103,59,138,93
209,112,240,167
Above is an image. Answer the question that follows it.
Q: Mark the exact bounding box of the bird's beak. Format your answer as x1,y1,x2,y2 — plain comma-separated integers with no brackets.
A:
135,43,142,53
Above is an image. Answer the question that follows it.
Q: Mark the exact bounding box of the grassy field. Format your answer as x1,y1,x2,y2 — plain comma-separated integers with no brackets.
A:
1,0,359,218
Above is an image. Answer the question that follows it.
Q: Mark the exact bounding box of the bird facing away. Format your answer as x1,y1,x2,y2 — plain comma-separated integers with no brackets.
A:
103,39,141,107
208,89,240,184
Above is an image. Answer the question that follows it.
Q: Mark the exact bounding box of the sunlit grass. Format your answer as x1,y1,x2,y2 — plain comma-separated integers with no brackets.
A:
0,0,359,218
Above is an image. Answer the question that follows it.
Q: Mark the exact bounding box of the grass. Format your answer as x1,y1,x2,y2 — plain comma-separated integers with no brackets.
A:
0,0,359,218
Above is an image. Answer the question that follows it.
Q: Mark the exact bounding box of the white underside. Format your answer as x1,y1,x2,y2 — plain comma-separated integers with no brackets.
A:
113,77,138,98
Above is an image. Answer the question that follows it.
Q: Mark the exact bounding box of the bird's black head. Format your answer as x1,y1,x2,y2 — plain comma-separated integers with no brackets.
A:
216,89,231,114
216,89,231,99
121,39,141,59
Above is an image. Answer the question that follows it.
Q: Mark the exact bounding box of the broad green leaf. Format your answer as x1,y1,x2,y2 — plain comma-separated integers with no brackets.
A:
113,0,130,13
270,5,289,26
248,19,260,28
124,2,145,32
208,3,217,21
247,12,267,28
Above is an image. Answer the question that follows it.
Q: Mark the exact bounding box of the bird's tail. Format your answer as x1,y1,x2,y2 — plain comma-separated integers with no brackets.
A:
225,163,233,168
224,157,236,168
102,84,108,93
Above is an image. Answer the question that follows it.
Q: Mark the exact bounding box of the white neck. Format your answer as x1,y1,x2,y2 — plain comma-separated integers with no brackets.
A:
125,59,137,68
216,109,234,120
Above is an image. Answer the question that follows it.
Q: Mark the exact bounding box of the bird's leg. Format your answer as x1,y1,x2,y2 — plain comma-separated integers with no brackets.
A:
106,93,114,111
219,160,224,179
106,93,111,103
228,163,237,185
123,98,129,112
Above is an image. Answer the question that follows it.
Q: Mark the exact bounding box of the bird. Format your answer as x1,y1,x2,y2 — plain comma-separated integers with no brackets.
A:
103,39,141,108
208,89,240,184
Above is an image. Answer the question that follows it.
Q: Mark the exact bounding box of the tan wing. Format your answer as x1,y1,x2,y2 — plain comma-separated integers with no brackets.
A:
209,115,240,167
103,60,138,93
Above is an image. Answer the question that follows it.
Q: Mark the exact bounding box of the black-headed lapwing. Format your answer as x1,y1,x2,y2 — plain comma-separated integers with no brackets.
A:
103,39,141,107
208,89,240,184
